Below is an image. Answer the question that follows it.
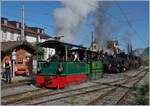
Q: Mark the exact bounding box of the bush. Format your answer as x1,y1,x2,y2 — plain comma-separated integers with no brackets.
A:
139,83,149,95
141,59,149,66
135,82,149,105
136,95,149,105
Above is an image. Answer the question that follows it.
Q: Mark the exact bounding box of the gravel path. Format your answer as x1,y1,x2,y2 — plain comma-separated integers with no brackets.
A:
1,84,38,97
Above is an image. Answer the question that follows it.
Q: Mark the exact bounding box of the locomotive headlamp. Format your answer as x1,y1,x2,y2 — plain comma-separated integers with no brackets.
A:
57,64,63,73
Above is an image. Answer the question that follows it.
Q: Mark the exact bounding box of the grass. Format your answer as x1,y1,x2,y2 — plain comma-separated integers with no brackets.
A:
141,59,149,66
135,82,149,105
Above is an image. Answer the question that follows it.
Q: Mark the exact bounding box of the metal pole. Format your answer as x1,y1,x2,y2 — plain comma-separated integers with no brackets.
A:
13,60,15,77
92,32,94,43
21,5,24,41
91,32,94,51
11,60,13,77
65,46,68,61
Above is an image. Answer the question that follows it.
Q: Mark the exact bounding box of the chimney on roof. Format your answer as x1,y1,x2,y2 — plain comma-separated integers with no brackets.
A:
1,17,8,25
37,28,40,33
40,28,45,34
41,29,44,34
16,22,21,28
37,28,44,34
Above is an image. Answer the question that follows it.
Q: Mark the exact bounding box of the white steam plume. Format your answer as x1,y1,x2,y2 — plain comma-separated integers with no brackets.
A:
94,2,109,49
54,0,98,42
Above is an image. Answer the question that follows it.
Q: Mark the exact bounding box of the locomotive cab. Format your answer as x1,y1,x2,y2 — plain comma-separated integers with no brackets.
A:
35,40,88,89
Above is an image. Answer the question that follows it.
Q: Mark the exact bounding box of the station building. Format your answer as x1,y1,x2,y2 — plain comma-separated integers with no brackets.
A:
1,17,54,75
1,41,36,75
1,17,53,60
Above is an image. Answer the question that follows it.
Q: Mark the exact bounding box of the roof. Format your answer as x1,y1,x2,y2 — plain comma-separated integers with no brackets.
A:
70,48,98,52
1,41,36,54
38,40,86,49
1,17,50,39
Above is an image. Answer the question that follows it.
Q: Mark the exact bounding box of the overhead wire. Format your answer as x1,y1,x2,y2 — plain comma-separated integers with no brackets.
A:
84,2,127,23
3,1,148,48
2,12,57,38
83,2,125,47
115,2,148,46
25,1,148,49
3,11,55,29
84,1,148,48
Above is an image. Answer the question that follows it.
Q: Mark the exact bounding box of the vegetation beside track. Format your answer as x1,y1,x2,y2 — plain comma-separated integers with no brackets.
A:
135,82,149,105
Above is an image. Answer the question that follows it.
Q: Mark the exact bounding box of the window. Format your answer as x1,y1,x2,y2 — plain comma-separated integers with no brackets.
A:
17,58,23,64
10,32,14,41
94,45,97,49
41,29,44,34
4,20,7,25
37,28,40,33
2,31,7,41
37,36,40,42
16,23,20,28
17,61,23,64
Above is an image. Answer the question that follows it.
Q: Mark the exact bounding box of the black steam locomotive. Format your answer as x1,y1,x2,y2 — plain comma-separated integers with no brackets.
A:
102,52,142,73
69,47,141,73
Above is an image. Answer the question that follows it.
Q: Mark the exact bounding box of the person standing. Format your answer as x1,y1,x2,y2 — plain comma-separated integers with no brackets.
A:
73,52,80,61
3,59,12,83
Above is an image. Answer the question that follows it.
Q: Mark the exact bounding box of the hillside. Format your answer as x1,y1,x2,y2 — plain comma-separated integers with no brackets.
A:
141,47,149,60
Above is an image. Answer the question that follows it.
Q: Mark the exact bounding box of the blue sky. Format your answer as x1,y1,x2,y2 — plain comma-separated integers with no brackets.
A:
1,1,149,50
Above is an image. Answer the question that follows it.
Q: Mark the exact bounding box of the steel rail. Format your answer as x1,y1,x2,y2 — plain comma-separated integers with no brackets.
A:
87,70,147,105
3,69,147,105
2,78,121,105
27,70,146,105
115,71,148,105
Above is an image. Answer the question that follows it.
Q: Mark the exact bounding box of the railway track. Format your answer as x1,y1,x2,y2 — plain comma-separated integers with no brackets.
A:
2,69,147,105
19,85,116,105
87,70,148,105
37,69,147,105
3,83,111,105
92,69,146,88
3,76,129,105
38,70,147,105
1,87,52,105
2,75,126,105
2,78,126,105
1,80,31,90
27,71,148,105
115,70,148,105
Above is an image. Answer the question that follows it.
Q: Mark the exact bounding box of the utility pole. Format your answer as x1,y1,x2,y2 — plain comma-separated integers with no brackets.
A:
21,5,25,41
12,5,24,77
91,32,94,44
127,40,132,55
91,32,94,51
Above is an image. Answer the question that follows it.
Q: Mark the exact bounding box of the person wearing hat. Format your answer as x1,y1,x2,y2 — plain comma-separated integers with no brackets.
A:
3,58,12,83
